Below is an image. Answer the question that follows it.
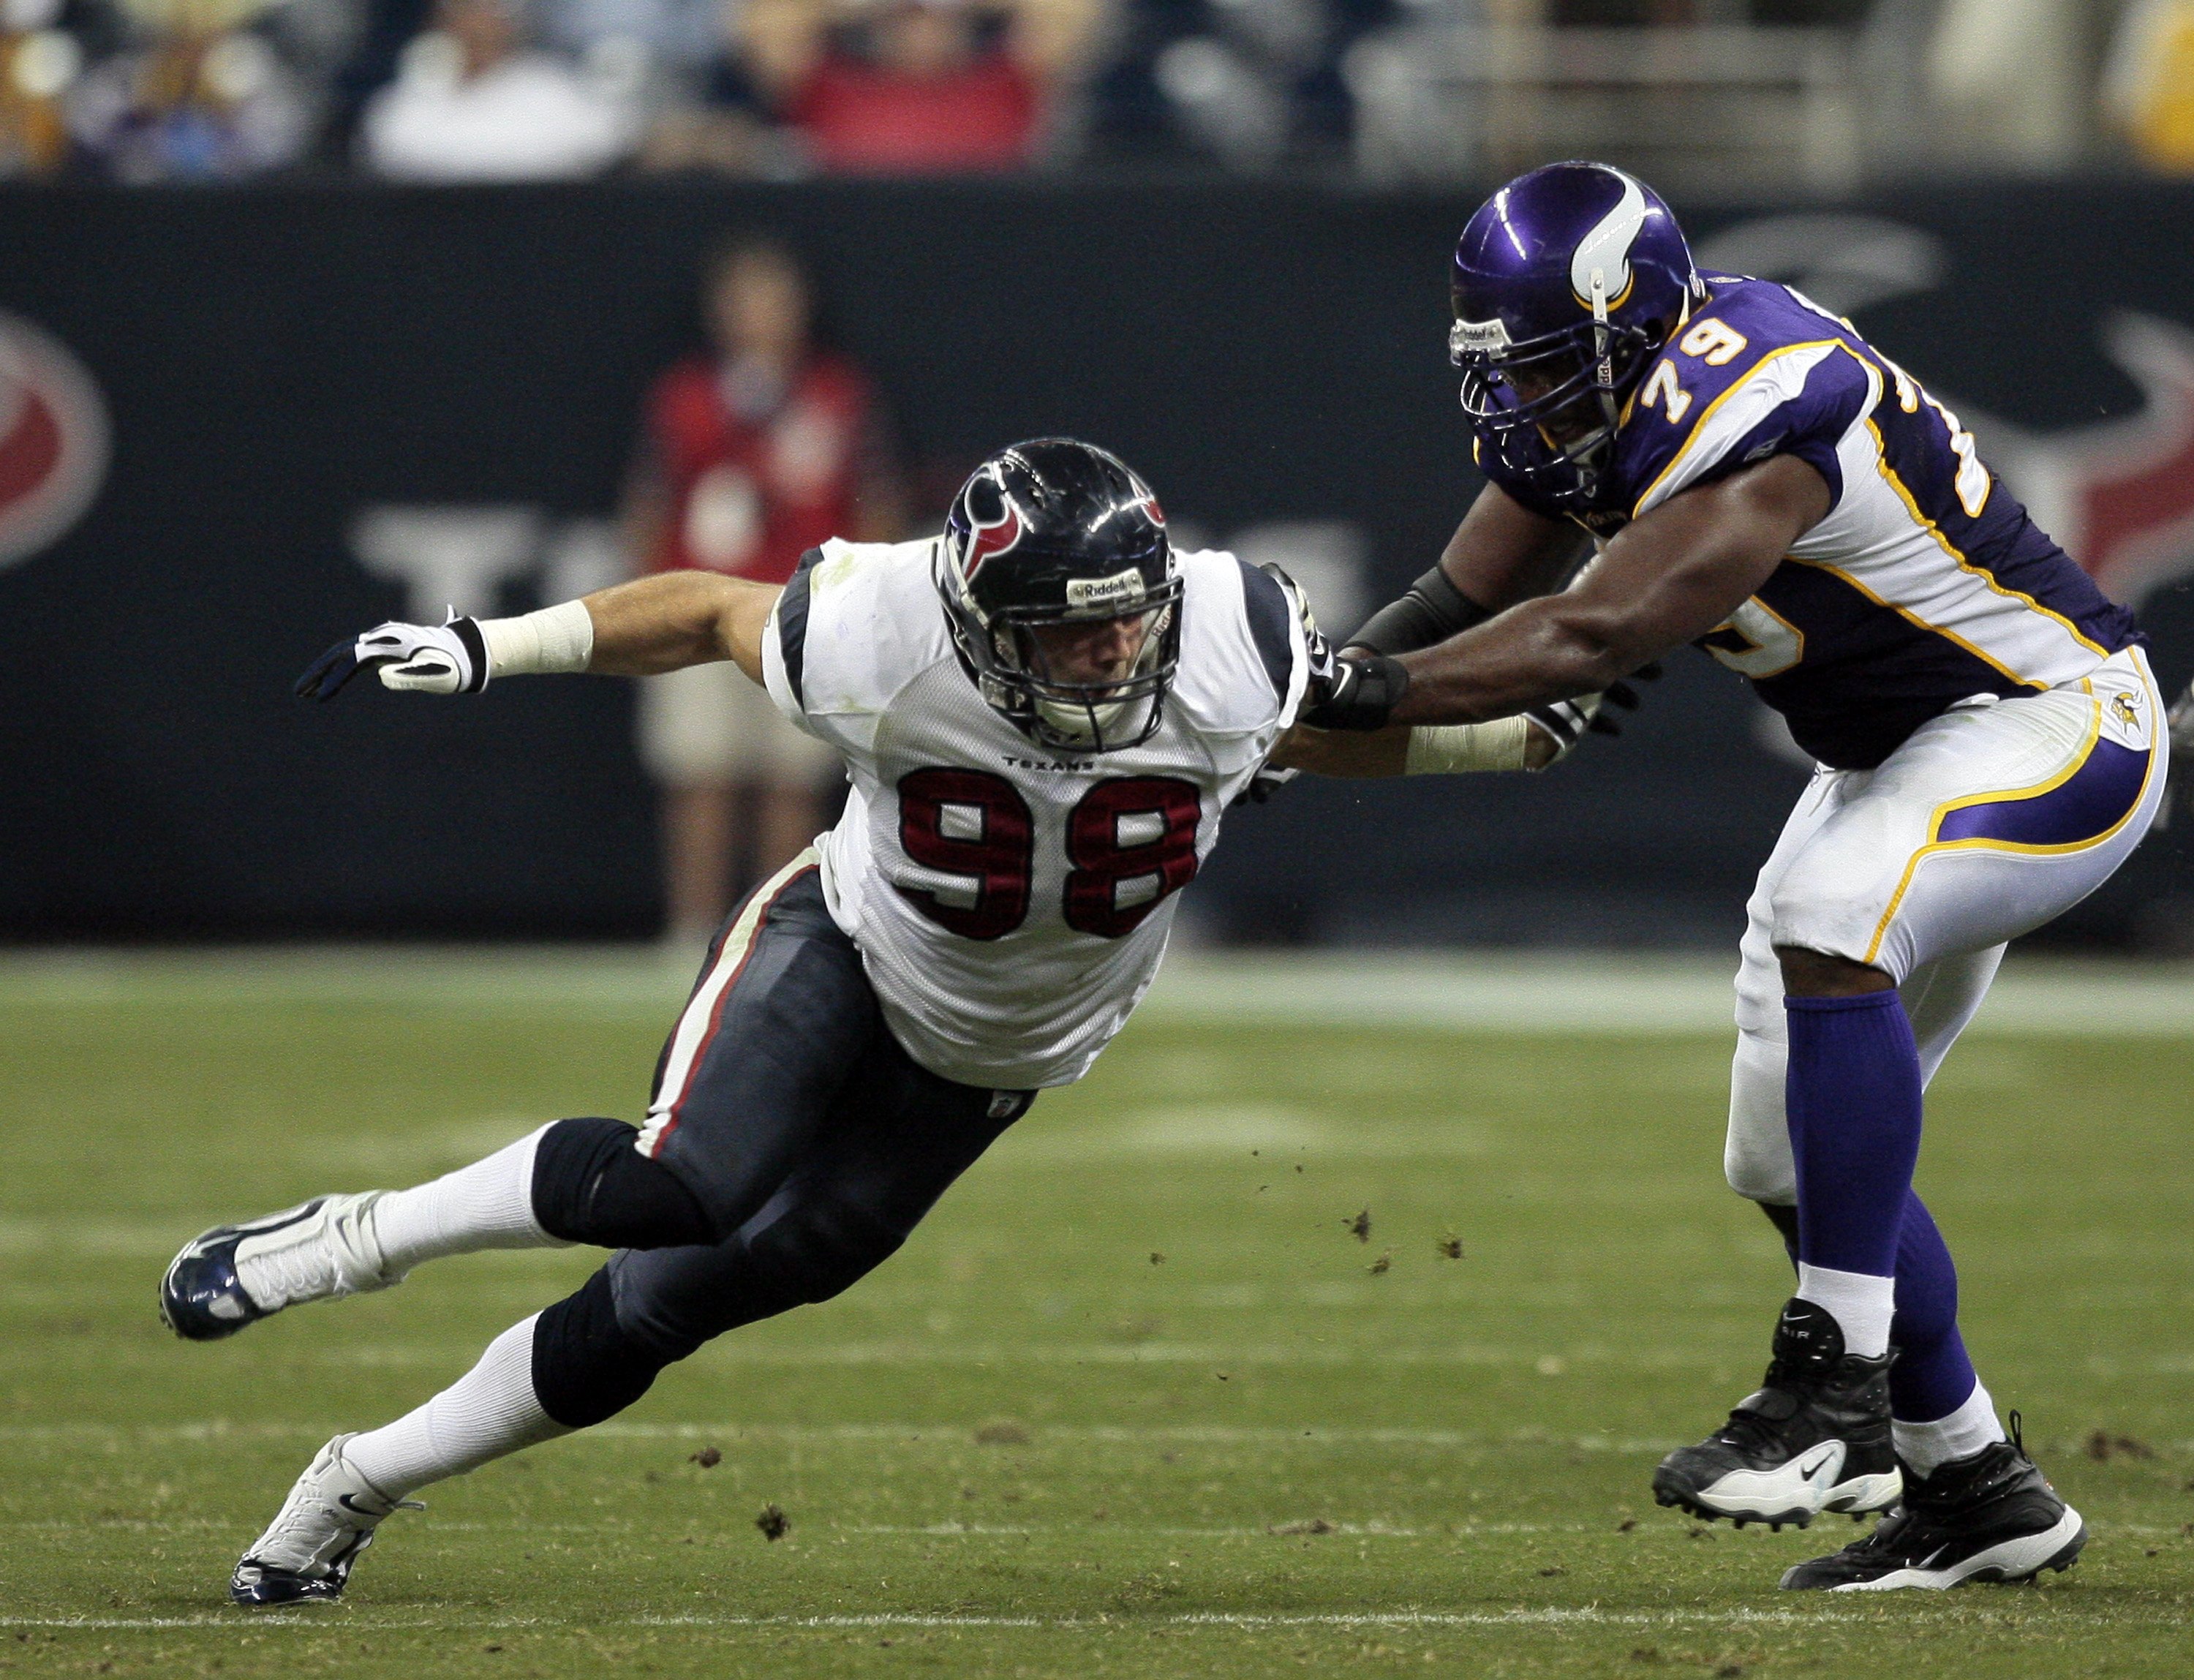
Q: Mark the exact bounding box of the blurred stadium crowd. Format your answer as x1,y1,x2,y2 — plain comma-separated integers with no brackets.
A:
0,0,2187,186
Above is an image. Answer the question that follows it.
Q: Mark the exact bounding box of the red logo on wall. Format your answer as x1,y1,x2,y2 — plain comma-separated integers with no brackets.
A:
2010,314,2194,608
0,311,108,569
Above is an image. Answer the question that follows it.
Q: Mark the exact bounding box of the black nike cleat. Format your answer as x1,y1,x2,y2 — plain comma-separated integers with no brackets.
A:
1781,1415,2084,1590
1652,1297,1901,1528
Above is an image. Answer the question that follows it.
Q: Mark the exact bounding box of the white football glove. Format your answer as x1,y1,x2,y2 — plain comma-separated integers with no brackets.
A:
295,616,489,700
1519,665,1659,767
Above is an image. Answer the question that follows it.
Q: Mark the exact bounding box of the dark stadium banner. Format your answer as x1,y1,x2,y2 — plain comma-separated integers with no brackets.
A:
0,179,2189,946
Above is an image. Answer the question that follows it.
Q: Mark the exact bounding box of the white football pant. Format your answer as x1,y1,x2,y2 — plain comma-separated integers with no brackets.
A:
1726,647,2166,1204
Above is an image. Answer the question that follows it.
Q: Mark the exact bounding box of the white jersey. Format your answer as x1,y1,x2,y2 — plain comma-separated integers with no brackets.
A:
759,538,1310,1089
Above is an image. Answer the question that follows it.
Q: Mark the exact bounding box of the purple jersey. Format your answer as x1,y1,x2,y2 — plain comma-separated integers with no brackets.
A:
1478,276,2144,769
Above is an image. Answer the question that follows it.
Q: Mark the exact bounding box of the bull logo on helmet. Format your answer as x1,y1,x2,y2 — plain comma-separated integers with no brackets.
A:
958,470,1025,583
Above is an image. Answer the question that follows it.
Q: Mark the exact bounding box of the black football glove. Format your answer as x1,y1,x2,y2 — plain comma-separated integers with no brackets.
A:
1520,663,1660,766
296,616,491,701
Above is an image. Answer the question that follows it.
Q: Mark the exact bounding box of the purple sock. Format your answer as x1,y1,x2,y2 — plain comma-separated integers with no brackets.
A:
1785,990,1922,1277
1890,1191,1978,1423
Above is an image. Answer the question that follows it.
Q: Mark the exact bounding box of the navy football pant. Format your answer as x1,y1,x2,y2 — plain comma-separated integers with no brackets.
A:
529,856,1035,1428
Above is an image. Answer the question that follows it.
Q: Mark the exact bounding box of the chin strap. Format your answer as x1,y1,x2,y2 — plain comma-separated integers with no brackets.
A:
1577,266,1624,503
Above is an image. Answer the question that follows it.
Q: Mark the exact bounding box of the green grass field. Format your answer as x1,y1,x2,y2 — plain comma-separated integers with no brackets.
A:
1,957,2190,1678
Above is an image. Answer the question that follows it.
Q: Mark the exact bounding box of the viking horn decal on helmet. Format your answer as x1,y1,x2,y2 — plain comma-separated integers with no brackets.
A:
1569,170,1648,311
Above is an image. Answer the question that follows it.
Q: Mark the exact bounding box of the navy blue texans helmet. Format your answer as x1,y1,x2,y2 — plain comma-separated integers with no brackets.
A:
1450,161,1704,511
936,438,1182,753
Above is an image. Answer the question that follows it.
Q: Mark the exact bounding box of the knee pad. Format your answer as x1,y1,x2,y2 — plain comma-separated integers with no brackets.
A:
1724,1033,1797,1204
532,1116,716,1249
747,1195,905,1310
532,1267,671,1428
1766,867,1880,981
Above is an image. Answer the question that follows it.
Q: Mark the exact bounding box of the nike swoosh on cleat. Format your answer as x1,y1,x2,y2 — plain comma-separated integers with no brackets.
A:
336,1493,380,1516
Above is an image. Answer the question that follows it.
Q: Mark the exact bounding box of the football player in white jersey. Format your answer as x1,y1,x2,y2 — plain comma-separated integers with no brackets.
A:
1307,162,2188,1591
161,437,1602,1606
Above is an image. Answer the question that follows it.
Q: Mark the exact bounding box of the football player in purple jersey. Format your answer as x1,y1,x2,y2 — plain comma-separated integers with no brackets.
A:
1305,161,2184,1592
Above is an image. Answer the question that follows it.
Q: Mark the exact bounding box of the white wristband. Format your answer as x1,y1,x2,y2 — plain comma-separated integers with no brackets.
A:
1403,715,1532,775
478,600,595,679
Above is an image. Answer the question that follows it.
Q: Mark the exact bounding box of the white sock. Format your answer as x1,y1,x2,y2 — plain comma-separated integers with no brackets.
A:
367,1123,573,1278
1795,1262,1896,1359
1894,1381,2006,1477
344,1315,571,1498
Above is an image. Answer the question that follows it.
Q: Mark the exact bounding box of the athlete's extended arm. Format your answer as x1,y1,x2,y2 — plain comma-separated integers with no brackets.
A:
295,572,781,700
1387,454,1830,726
1268,715,1567,777
579,571,778,682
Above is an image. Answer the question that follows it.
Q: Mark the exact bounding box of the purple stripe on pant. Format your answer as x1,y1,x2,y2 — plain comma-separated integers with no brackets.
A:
1935,734,2148,848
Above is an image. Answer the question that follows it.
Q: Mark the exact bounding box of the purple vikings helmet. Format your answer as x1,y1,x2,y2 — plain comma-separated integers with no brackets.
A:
1450,161,1704,511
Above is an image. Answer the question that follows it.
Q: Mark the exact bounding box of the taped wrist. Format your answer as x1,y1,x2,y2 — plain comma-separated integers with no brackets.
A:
1346,567,1493,656
1404,716,1531,774
530,1116,715,1249
479,600,595,679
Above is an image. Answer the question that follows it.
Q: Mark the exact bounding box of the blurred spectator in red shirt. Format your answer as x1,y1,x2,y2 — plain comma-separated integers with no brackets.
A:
740,0,1101,174
623,233,905,946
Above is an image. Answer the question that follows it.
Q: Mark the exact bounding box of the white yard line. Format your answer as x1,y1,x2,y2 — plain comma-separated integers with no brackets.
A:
0,1420,1676,1450
7,1420,2190,1455
2,1604,2176,1632
0,949,2184,1035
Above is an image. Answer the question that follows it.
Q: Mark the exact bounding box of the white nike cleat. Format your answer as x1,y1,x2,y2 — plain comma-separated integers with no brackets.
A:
1681,1440,1903,1527
230,1434,421,1606
1782,1420,2086,1592
162,1192,399,1341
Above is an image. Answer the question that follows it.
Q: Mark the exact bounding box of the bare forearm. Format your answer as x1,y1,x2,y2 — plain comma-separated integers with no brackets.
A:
1390,600,1641,726
1388,458,1828,725
580,571,775,680
1270,724,1411,777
